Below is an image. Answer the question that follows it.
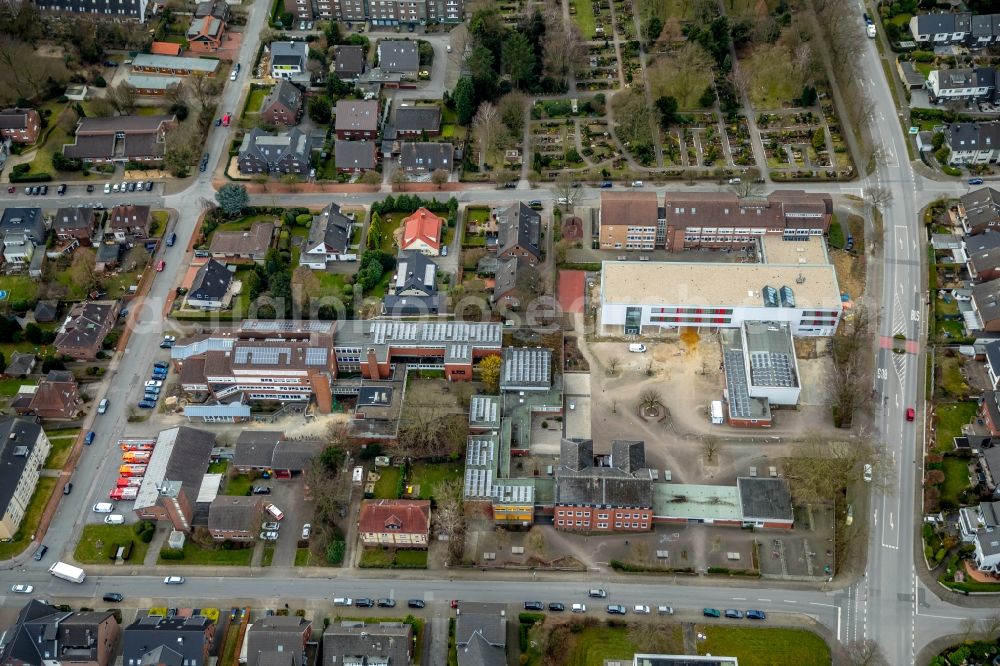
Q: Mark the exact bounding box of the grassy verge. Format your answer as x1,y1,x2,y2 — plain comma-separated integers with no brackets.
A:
44,436,76,470
0,477,56,560
695,625,830,665
358,547,428,568
943,579,1000,593
74,524,151,564
261,543,275,567
295,547,314,566
158,540,253,565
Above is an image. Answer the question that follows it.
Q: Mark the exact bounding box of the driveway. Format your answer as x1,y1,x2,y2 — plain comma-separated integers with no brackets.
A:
268,477,313,566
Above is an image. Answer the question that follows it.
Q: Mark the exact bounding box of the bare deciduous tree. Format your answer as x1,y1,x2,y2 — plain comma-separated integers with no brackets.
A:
433,478,466,564
866,186,893,211
397,399,468,459
431,168,449,189
606,356,620,376
827,305,870,427
702,435,719,462
639,388,662,412
842,639,890,666
473,101,502,157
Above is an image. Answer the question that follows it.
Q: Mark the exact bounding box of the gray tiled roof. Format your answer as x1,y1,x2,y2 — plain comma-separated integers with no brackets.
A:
377,40,419,73
189,259,233,302
399,141,453,171
0,418,45,541
555,438,654,507
334,45,365,78
395,106,441,133
496,202,541,259
262,79,303,115
322,622,411,666
307,202,352,254
973,277,1000,325
335,139,377,170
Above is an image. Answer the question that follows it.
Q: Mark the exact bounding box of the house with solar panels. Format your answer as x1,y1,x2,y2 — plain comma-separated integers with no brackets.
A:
720,321,801,428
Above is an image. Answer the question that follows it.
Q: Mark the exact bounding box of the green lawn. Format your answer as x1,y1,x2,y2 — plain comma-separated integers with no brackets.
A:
45,427,82,438
74,524,151,564
359,547,396,568
0,275,40,303
934,402,978,452
570,0,602,38
158,540,253,565
465,207,490,224
937,354,969,399
208,460,229,474
915,61,933,78
261,543,275,567
695,626,830,666
373,466,402,499
407,462,462,500
44,436,76,470
380,214,406,253
943,579,1000,593
316,272,349,297
225,474,254,497
214,214,279,234
150,211,168,237
244,86,270,115
0,477,56,560
939,456,971,507
564,625,647,665
295,547,316,566
0,377,33,396
936,317,967,341
394,549,427,567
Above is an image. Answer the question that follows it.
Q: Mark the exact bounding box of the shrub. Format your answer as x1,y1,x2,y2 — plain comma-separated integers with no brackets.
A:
160,548,185,560
326,538,345,565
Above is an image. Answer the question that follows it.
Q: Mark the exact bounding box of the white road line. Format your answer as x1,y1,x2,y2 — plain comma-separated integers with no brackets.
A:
757,598,771,602
782,600,797,604
732,597,746,601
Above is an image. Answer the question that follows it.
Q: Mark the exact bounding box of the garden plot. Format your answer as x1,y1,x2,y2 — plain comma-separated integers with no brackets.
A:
579,121,618,165
612,0,636,39
531,122,583,170
725,117,755,166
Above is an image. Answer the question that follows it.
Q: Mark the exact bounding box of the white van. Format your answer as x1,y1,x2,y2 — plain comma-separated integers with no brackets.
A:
628,343,647,353
104,514,125,525
266,503,285,521
92,503,114,513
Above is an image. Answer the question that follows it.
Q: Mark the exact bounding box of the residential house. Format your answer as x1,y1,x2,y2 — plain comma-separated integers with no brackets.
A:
377,40,419,74
335,100,380,140
333,45,366,81
63,115,176,164
231,430,321,476
34,300,58,324
972,277,1000,331
335,139,378,172
126,74,185,97
131,54,220,76
491,256,527,310
927,67,996,103
33,0,151,21
195,0,231,21
322,622,411,666
186,15,226,54
945,122,1000,165
975,523,1000,573
399,207,442,255
358,499,431,547
132,426,216,531
245,616,312,666
395,106,441,137
382,250,440,315
271,41,310,84
399,141,453,175
54,302,119,361
455,603,506,666
554,438,655,532
122,614,216,666
186,259,235,310
0,601,120,666
0,108,41,144
95,242,124,274
208,221,276,264
495,202,541,264
3,351,36,377
238,127,314,175
107,204,152,241
25,370,83,419
957,500,1000,573
3,232,34,267
0,207,46,244
598,191,660,250
0,417,50,540
960,187,1000,235
260,79,303,127
299,202,355,268
207,496,263,541
966,230,1000,281
52,207,95,248
909,12,971,44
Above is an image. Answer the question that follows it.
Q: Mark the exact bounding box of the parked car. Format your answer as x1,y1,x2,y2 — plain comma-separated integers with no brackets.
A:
259,531,279,541
588,589,607,598
98,398,109,414
703,608,721,618
137,400,156,409
63,482,73,495
746,609,766,620
571,603,587,613
145,380,163,388
600,181,613,188
548,602,565,611
166,232,176,247
628,343,647,353
11,584,33,594
86,184,95,193
657,605,674,615
39,185,47,195
528,200,543,209
407,599,425,609
33,545,48,561
84,431,96,445
333,598,352,606
355,598,374,608
301,524,311,539
163,576,185,584
863,463,873,482
57,184,66,195
144,386,161,395
377,598,396,608
252,486,272,495
156,260,165,272
523,601,543,611
969,178,984,185
153,361,170,370
103,593,124,602
104,183,112,194
262,522,280,531
633,605,650,614
606,605,627,615
145,181,153,191
6,186,13,193
724,609,743,619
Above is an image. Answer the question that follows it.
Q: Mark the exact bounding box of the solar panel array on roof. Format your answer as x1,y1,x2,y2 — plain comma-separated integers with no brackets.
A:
500,348,551,389
466,437,495,466
724,349,752,419
234,346,290,365
464,467,494,497
762,285,778,307
779,285,795,307
240,320,333,332
304,347,328,365
492,484,533,503
368,321,503,345
749,352,797,388
469,395,499,425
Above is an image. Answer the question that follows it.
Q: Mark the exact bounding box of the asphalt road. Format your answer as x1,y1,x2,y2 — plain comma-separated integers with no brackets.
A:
0,2,994,662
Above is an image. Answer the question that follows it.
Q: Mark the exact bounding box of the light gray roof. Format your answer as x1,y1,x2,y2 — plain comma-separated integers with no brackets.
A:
499,347,551,390
132,53,219,73
378,40,419,73
271,41,308,66
126,74,185,91
395,106,441,133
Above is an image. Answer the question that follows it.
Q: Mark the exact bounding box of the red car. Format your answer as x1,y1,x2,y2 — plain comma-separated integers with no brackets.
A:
906,407,915,422
222,112,231,127
6,186,14,193
450,600,459,609
156,260,165,272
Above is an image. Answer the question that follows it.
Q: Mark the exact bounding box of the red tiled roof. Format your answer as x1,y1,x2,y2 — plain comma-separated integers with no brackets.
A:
358,499,431,536
150,41,183,56
400,208,441,251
